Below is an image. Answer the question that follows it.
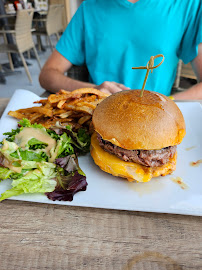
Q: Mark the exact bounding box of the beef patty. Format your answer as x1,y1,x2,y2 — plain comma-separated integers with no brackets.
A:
97,133,177,167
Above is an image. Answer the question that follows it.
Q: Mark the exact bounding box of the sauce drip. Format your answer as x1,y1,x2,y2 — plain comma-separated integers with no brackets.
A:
170,176,188,190
3,158,22,173
128,180,165,197
185,146,196,151
190,160,202,167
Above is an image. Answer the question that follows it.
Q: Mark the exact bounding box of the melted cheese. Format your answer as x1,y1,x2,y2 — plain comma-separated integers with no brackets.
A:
90,133,177,182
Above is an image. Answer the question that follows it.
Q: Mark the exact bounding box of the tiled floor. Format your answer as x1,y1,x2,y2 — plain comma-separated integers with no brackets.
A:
0,36,54,98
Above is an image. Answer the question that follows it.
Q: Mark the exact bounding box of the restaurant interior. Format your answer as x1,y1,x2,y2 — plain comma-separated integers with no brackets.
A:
0,0,84,97
0,0,198,97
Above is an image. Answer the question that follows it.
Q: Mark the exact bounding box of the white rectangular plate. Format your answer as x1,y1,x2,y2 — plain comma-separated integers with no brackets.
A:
0,90,202,216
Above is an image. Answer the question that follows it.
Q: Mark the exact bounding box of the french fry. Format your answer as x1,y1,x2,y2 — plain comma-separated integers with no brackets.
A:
17,107,53,117
29,113,43,123
34,99,49,105
8,88,110,134
48,89,72,103
78,115,91,125
59,111,74,118
75,101,99,109
63,103,94,114
57,99,67,109
70,88,109,98
8,111,25,119
53,109,67,115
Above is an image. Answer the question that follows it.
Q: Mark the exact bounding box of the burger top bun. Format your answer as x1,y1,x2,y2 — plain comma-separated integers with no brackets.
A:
92,90,186,150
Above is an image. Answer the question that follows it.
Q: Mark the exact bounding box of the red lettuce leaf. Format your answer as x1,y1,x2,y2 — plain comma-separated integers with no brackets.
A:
46,171,87,201
0,154,5,167
55,156,78,172
46,155,87,201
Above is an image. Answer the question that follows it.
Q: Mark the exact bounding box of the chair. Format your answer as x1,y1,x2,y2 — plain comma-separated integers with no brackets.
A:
0,9,41,83
67,65,89,82
173,60,197,91
33,5,64,51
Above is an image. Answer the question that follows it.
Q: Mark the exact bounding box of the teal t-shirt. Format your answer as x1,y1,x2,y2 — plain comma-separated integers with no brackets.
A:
56,0,202,96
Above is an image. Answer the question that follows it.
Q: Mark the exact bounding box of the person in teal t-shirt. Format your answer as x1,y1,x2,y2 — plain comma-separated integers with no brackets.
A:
39,0,202,99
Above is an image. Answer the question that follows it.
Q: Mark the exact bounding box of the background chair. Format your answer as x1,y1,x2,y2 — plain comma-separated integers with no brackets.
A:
34,4,64,51
67,65,89,82
0,9,41,83
173,60,197,91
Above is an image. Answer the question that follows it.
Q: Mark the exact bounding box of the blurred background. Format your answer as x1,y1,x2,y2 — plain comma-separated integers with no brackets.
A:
0,0,197,98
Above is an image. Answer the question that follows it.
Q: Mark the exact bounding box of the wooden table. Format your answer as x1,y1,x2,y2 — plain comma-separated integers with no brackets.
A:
0,98,202,270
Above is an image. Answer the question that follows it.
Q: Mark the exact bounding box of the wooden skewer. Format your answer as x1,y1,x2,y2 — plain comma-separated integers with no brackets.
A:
132,54,165,97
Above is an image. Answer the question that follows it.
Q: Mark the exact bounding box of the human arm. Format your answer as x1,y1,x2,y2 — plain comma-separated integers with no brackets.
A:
39,50,95,93
173,43,202,100
39,50,130,94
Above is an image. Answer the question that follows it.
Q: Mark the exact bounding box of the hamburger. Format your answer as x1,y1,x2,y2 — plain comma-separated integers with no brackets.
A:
90,90,186,182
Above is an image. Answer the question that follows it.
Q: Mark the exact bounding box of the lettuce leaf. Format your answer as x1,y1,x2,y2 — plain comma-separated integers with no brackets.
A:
18,118,32,127
0,140,19,161
2,119,44,143
0,162,57,201
2,127,22,142
0,188,24,200
28,138,48,150
0,167,13,180
46,129,60,141
65,125,90,154
0,166,31,181
18,118,44,129
49,133,74,162
46,155,87,201
56,133,74,157
50,124,91,155
0,119,89,202
10,149,48,162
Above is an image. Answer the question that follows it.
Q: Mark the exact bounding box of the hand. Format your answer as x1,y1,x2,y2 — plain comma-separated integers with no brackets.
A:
95,81,130,94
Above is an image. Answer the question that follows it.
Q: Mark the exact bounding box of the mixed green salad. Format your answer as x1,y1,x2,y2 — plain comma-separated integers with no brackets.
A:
0,119,90,201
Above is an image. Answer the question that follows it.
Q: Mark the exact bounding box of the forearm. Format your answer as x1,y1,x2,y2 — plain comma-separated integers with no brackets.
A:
39,68,95,93
173,82,202,100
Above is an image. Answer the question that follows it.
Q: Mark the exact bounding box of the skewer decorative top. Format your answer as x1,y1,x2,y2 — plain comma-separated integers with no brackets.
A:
132,54,165,97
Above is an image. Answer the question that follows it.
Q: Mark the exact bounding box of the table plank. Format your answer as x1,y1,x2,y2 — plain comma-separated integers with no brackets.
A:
0,200,202,270
0,98,202,270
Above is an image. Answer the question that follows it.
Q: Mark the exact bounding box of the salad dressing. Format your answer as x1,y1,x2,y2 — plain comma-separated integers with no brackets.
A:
190,160,202,167
15,127,56,156
185,146,196,151
170,176,188,189
3,158,22,173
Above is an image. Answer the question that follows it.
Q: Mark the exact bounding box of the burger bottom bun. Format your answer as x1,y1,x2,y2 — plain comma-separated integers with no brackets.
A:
90,133,177,183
